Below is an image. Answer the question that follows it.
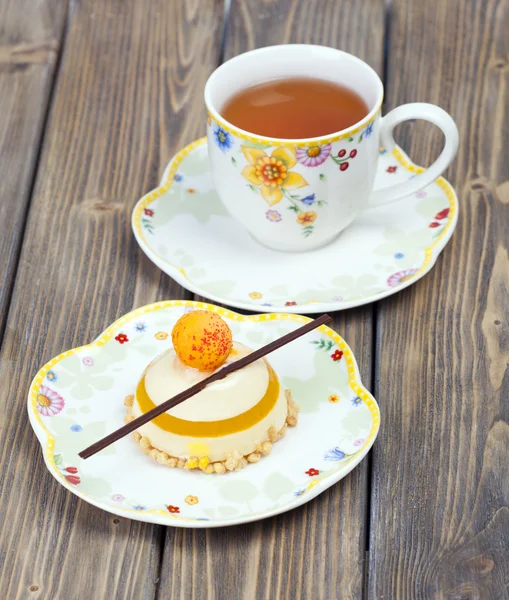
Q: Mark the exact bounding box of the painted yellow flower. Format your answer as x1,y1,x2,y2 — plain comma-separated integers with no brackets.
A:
185,495,199,505
329,394,340,403
297,211,317,225
155,331,169,340
249,292,263,299
241,146,308,206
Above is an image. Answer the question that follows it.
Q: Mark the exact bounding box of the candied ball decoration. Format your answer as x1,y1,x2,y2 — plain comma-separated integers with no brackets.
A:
171,310,233,371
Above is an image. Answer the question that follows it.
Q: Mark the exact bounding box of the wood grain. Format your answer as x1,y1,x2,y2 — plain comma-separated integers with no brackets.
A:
0,0,67,344
368,0,509,597
161,1,385,598
0,1,223,598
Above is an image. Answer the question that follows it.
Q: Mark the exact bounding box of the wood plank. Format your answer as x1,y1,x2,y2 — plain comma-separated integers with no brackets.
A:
161,1,385,598
0,0,67,343
369,0,509,597
0,1,223,598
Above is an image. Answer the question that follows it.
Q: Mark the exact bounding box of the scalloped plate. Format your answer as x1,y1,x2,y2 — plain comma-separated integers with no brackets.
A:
28,301,379,528
132,138,458,314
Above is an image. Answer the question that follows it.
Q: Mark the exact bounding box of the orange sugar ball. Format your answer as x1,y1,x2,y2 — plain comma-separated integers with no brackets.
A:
171,310,233,372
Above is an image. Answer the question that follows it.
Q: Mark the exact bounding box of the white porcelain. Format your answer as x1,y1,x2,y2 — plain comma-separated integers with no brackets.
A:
28,301,379,528
204,45,459,251
132,138,458,314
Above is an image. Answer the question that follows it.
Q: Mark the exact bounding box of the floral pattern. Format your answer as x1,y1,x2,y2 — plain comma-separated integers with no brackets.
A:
135,322,147,333
115,333,129,344
249,292,262,299
167,505,180,514
428,208,450,236
331,148,357,172
387,166,397,173
351,396,362,407
387,268,419,287
37,385,65,416
296,144,331,167
324,447,346,461
328,394,340,403
312,339,334,352
47,370,57,382
185,495,199,505
141,208,154,235
331,350,343,362
54,455,81,485
155,331,168,340
266,209,282,222
82,356,94,367
213,123,234,153
241,145,325,237
305,468,320,477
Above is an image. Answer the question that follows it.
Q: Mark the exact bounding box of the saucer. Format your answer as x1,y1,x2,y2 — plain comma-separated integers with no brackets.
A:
28,301,379,528
132,138,458,313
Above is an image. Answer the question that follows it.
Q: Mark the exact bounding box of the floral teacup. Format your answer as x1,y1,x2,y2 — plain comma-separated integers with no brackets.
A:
205,45,459,252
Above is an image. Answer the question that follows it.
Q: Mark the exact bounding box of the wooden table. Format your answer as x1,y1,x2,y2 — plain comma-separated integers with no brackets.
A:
0,0,507,598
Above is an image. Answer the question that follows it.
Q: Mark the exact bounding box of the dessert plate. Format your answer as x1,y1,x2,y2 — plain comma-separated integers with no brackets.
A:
28,301,379,528
132,138,458,313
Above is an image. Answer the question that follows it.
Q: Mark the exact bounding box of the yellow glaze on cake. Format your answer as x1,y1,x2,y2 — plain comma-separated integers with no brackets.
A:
131,342,288,462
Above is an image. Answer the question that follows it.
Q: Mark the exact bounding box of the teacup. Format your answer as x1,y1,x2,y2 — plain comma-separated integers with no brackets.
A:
205,45,459,252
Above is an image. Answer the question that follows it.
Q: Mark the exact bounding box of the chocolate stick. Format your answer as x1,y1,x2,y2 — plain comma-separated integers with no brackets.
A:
79,313,332,459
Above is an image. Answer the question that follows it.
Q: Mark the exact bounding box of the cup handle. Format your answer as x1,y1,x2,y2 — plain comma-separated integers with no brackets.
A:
369,103,459,207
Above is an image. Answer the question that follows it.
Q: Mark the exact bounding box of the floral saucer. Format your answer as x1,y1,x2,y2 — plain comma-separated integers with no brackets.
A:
132,138,458,313
28,301,379,528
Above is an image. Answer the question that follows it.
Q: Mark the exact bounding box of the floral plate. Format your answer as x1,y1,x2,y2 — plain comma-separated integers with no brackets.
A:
28,301,379,528
132,138,458,313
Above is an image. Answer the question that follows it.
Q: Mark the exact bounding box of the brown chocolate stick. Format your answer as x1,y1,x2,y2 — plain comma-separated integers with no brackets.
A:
79,314,332,459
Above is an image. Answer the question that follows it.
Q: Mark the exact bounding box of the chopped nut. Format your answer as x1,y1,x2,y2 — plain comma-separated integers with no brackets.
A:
132,431,142,442
139,436,151,449
287,415,298,427
186,457,199,469
225,455,238,471
277,424,287,440
234,457,247,471
124,395,134,406
149,449,160,460
156,452,169,465
213,463,226,474
247,452,261,463
198,456,210,471
166,457,178,468
204,465,214,474
268,426,278,443
177,458,186,469
261,441,272,456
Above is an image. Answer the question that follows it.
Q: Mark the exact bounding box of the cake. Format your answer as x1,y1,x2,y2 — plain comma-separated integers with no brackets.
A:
124,310,299,473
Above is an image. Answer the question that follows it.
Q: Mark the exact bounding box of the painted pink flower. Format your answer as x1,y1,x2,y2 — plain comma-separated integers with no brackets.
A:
36,385,65,416
266,209,282,222
82,356,94,367
387,268,419,287
296,144,332,167
353,438,366,447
